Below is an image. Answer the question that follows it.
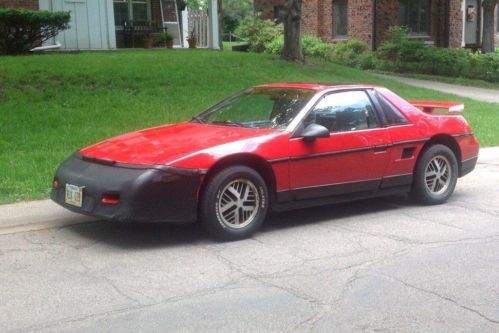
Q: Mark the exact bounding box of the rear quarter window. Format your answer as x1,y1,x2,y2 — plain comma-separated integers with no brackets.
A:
377,92,410,126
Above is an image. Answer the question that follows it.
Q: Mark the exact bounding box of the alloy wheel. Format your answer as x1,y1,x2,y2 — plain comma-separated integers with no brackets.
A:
424,155,452,195
217,179,260,229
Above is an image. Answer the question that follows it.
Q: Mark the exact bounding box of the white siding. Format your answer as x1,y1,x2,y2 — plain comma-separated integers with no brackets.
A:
39,0,116,50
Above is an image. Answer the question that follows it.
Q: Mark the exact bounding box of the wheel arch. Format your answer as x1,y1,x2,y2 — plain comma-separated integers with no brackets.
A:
200,153,277,203
419,134,462,175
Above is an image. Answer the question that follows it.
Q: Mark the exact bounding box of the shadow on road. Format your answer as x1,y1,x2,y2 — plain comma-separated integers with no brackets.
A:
66,194,412,249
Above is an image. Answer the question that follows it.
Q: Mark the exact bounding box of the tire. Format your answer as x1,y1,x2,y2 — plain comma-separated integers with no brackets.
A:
411,144,458,205
199,166,269,241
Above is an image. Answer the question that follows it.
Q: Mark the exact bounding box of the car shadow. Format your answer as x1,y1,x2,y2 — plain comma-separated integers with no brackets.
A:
66,194,413,249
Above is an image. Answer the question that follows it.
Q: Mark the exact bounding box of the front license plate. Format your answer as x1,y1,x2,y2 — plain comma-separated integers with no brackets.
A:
65,184,84,207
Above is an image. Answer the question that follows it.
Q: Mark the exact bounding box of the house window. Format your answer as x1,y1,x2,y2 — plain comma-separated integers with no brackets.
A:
333,0,348,39
399,0,431,35
274,6,285,24
113,0,151,26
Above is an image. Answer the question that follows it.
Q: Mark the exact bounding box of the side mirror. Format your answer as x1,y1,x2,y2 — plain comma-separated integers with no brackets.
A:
300,123,330,142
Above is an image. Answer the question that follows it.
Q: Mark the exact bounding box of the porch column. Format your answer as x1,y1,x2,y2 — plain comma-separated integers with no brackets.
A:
207,0,220,49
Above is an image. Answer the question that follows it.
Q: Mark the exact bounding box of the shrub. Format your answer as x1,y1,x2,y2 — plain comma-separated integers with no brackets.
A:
264,35,283,55
235,15,283,52
154,32,174,45
329,39,370,67
0,8,70,55
264,35,332,59
301,36,333,59
374,26,428,71
373,25,499,82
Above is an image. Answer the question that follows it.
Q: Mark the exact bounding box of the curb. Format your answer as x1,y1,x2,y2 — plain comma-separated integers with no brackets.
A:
0,147,498,235
0,200,95,235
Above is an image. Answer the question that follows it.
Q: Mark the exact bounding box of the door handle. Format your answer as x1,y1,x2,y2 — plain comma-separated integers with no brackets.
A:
373,144,390,153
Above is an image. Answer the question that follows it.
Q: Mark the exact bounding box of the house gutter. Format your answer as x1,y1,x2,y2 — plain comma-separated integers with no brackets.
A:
30,42,61,52
372,0,377,50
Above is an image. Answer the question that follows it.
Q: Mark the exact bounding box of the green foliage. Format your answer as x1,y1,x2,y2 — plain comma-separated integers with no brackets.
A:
0,8,70,55
154,32,174,44
185,0,207,10
329,39,370,67
264,35,333,59
373,26,499,82
301,36,333,59
222,0,253,35
235,15,283,52
264,36,284,55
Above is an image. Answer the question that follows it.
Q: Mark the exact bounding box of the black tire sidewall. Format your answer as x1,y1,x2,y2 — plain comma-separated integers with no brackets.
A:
413,144,458,205
200,166,269,240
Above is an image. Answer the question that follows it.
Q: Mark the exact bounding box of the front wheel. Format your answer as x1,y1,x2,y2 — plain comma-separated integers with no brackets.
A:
199,166,269,241
411,144,458,205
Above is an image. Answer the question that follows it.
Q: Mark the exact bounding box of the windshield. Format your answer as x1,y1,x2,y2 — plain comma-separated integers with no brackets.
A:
192,87,315,129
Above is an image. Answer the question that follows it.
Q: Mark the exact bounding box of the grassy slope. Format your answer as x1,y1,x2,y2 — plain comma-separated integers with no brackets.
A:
1,49,497,203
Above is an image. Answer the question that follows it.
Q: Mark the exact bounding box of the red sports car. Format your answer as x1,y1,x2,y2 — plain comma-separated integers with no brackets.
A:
51,83,479,240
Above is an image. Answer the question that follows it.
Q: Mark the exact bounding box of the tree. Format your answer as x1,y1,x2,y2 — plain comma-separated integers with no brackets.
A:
281,0,304,62
481,0,498,53
222,0,252,35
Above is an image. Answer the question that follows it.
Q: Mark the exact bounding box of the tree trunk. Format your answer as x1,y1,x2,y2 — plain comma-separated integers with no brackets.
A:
481,0,498,53
281,0,304,62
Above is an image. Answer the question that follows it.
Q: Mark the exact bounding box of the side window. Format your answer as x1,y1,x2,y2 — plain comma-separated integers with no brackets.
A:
376,92,409,125
305,91,379,132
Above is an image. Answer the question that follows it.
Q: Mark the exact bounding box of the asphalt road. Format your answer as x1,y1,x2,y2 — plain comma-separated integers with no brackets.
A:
1,159,498,332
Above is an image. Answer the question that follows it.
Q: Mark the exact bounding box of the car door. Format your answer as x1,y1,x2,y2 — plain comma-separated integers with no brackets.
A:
288,90,392,200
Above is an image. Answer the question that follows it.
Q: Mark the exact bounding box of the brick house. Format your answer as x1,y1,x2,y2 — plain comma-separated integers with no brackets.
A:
254,0,499,49
1,0,221,50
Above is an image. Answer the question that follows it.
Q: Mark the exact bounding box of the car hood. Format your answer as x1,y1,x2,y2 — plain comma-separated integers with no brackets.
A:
79,122,279,165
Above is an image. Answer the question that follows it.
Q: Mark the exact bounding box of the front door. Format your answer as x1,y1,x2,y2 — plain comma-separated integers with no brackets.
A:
464,0,481,46
113,0,152,48
288,90,392,201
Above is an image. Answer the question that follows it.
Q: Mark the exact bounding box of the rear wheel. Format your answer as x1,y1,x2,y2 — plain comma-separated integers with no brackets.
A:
412,144,458,205
199,166,269,241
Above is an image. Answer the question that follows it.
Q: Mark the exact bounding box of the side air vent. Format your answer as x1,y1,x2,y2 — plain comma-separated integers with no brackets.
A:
401,147,415,159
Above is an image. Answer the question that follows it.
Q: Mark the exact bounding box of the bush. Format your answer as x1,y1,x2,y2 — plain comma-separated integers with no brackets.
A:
373,25,499,82
264,35,332,59
329,39,370,67
235,15,283,52
301,36,333,59
0,8,70,55
264,35,283,55
374,26,428,71
154,32,174,45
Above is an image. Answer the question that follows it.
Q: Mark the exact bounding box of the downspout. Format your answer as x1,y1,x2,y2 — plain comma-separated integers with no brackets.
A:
372,0,377,50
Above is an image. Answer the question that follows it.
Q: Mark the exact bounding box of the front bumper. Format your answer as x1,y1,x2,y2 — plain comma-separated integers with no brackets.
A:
51,154,203,223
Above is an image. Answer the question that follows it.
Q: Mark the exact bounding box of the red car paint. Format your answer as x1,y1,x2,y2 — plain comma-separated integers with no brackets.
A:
80,84,479,195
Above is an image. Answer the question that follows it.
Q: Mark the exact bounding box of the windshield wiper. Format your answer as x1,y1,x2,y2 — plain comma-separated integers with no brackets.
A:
212,120,246,127
191,116,205,124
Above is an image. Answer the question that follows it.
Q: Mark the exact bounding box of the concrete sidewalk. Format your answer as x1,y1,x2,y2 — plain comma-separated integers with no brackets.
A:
377,74,499,104
1,147,498,235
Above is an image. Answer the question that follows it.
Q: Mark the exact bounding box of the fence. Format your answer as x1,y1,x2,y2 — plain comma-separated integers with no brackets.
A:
188,10,208,48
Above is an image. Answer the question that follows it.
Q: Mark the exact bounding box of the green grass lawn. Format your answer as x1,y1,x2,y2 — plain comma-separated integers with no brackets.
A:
1,49,498,203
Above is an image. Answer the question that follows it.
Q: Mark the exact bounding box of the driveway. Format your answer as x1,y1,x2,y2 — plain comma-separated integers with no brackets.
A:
377,74,499,104
1,152,498,332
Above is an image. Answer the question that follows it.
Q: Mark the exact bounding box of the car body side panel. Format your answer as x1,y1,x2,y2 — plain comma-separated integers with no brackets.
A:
377,87,479,165
287,128,392,200
169,132,292,192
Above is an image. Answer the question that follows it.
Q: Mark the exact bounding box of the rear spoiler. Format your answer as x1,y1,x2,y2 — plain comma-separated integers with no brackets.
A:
409,100,464,113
